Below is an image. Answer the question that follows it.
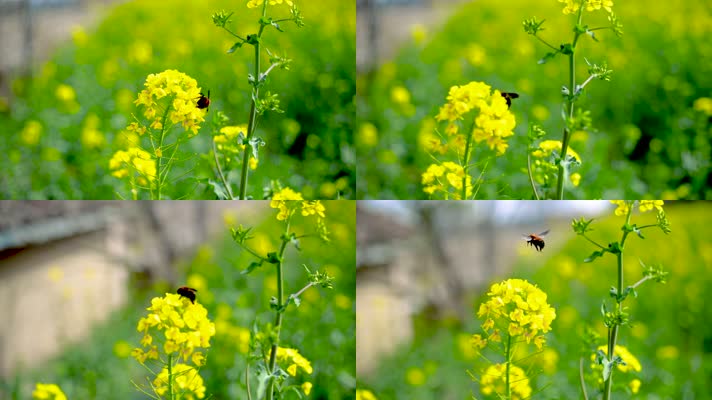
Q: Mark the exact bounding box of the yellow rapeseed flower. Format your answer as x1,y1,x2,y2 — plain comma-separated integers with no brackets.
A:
477,279,556,347
32,383,67,400
276,347,313,375
153,363,206,399
214,125,248,156
109,147,156,182
638,200,664,213
247,0,294,8
422,161,473,199
356,389,378,400
480,364,531,400
302,382,312,395
134,69,206,136
532,140,581,162
133,293,215,366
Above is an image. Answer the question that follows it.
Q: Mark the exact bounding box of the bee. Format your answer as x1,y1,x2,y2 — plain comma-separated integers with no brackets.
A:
196,90,211,110
500,92,520,108
177,286,198,303
522,230,549,252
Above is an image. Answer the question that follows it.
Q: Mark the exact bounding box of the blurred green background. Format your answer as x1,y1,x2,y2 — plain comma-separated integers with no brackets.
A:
358,202,712,399
2,201,356,399
0,0,355,199
356,0,712,199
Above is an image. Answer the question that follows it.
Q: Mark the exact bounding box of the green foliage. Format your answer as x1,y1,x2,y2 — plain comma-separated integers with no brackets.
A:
0,0,355,199
359,202,712,398
357,0,712,199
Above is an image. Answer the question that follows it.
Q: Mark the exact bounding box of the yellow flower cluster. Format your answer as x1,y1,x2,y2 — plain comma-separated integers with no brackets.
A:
134,69,206,136
247,0,293,8
276,346,313,376
610,200,664,216
476,279,556,348
422,161,473,199
435,82,516,155
559,0,613,15
479,364,532,400
132,293,216,366
531,140,582,187
154,363,206,400
32,383,67,400
270,189,327,223
213,125,259,169
108,147,156,183
356,389,378,400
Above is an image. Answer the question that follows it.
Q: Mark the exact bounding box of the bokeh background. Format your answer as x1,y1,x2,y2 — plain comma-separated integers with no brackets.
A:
356,0,712,199
0,200,356,399
0,0,355,199
356,200,712,399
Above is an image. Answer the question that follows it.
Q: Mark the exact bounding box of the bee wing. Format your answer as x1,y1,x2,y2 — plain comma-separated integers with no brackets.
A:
538,230,550,237
521,234,532,240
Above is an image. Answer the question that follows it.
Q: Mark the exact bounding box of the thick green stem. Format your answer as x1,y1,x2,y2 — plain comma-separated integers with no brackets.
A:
167,353,174,400
238,6,267,200
265,218,291,400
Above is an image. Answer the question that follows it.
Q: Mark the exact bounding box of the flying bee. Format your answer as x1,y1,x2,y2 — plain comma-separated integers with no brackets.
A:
196,90,211,110
177,286,198,303
500,92,520,108
522,230,549,252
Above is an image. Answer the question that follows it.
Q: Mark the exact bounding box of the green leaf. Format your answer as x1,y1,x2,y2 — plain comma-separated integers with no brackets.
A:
227,41,243,54
602,360,612,381
255,367,271,400
584,250,605,263
538,51,558,64
242,260,263,275
249,136,266,160
207,179,230,200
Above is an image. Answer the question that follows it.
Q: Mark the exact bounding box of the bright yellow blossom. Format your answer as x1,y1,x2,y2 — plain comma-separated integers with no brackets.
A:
32,383,67,400
247,0,294,8
638,200,664,213
422,161,473,199
109,147,156,182
477,279,556,345
302,382,312,395
480,364,532,400
134,69,206,136
153,363,206,400
276,346,313,375
356,389,378,400
133,293,215,366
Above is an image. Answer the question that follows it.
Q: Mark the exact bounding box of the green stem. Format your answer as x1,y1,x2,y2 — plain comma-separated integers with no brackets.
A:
579,357,589,400
527,148,540,200
212,140,234,199
505,334,512,399
460,120,476,200
155,106,171,200
238,5,268,200
556,8,584,200
461,127,474,200
603,205,633,400
167,353,174,400
265,217,291,400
